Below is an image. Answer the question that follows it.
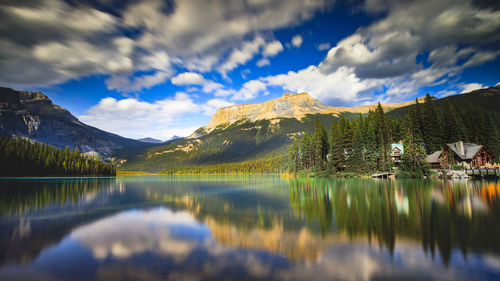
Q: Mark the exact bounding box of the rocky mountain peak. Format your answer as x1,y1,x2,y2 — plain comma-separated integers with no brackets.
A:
190,92,426,138
203,92,334,132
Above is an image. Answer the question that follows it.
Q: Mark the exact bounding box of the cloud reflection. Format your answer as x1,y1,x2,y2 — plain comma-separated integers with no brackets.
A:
71,208,203,261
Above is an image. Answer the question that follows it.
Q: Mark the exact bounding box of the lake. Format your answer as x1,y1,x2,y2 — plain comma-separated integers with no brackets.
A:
0,176,499,281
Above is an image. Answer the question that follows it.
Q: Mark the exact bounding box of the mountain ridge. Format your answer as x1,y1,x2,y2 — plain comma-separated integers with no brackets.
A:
0,87,153,156
119,85,500,172
191,92,425,137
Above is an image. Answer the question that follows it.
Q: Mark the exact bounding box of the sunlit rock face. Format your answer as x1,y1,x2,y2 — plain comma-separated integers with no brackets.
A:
0,87,145,156
197,92,424,135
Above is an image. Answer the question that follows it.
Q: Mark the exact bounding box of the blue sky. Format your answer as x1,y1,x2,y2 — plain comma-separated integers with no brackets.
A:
1,0,499,140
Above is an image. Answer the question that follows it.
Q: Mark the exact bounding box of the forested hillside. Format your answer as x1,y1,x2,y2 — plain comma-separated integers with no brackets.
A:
117,113,352,172
0,136,116,176
119,86,500,173
289,93,500,177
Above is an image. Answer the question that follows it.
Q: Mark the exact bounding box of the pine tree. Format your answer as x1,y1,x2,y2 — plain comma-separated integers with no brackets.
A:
421,93,444,153
401,116,430,177
441,101,466,143
329,122,344,172
484,111,500,161
347,116,365,173
374,103,390,171
287,136,300,173
314,118,329,171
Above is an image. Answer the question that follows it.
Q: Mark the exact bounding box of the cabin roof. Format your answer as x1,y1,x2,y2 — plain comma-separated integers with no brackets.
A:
391,143,404,154
427,151,442,163
446,141,482,160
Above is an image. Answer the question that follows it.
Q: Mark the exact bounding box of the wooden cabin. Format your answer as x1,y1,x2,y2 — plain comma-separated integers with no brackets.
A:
444,141,493,169
391,143,404,164
427,151,443,169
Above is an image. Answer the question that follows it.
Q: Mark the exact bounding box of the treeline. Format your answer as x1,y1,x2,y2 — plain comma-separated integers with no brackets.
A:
288,94,500,177
405,94,500,158
159,155,285,175
0,136,116,176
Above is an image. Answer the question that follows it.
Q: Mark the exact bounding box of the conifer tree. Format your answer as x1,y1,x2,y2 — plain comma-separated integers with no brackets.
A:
421,93,444,153
329,122,344,172
314,118,329,171
287,136,300,173
347,116,365,173
401,118,430,177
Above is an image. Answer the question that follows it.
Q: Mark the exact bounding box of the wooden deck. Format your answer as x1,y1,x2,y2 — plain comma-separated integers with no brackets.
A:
371,172,395,179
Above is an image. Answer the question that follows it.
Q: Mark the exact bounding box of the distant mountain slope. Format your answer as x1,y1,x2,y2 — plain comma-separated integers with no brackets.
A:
192,92,424,137
0,87,152,156
118,93,423,172
138,137,164,143
386,85,500,122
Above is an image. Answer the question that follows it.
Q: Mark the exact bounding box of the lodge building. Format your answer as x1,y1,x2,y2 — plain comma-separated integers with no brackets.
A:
443,141,493,169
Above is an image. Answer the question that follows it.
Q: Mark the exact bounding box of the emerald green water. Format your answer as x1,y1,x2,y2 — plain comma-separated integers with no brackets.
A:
0,176,499,280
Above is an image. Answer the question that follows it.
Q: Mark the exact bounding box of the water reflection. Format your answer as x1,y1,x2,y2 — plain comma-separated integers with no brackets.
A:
0,176,499,281
288,178,500,265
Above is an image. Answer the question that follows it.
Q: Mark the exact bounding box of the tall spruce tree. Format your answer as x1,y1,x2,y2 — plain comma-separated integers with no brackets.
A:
374,103,390,171
287,136,300,173
329,122,344,172
347,115,365,173
401,117,430,177
314,118,329,171
422,93,444,152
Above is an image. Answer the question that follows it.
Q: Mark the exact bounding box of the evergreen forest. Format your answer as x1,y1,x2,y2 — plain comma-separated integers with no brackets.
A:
288,94,500,177
0,136,116,176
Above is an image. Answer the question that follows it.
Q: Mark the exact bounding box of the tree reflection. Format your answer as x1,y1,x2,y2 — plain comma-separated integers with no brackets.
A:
288,178,500,265
0,178,116,215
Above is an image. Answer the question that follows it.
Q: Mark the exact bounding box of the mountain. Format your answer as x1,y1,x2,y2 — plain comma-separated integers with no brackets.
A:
387,85,500,122
0,87,152,156
138,137,164,143
190,92,424,138
118,92,424,172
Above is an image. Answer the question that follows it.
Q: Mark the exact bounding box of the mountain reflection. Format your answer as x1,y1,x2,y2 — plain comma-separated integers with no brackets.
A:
0,176,499,281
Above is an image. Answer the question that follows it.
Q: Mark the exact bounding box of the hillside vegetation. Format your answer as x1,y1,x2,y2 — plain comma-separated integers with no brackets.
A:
119,86,500,173
0,136,116,176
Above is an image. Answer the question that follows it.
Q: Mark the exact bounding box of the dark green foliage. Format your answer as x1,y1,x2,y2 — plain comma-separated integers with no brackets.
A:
400,119,431,178
421,94,444,152
122,85,500,173
314,118,329,171
159,155,285,174
0,136,115,176
289,108,398,176
287,137,300,173
118,114,341,172
328,122,344,172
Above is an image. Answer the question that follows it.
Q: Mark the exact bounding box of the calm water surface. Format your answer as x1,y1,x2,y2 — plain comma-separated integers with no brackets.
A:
0,176,499,281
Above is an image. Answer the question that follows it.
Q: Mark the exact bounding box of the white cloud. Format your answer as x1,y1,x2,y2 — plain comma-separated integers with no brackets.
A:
264,65,378,104
218,36,265,76
171,72,224,93
171,72,207,85
0,0,333,90
231,80,268,101
79,92,200,139
201,99,234,115
291,35,303,48
106,71,173,92
463,50,500,67
459,83,484,93
262,40,284,57
320,0,500,81
436,89,458,98
256,58,270,67
317,43,331,51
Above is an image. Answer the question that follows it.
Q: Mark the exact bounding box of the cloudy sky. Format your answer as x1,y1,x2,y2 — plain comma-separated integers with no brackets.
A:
1,0,499,140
